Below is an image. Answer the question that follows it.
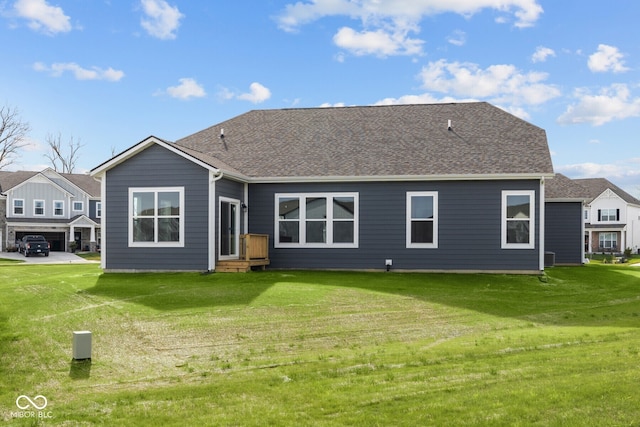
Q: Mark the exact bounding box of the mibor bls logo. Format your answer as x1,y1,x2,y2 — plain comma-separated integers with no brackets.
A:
12,395,53,419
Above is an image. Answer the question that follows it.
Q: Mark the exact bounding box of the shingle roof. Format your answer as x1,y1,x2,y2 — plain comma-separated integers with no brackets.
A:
545,173,589,200
175,102,553,179
59,172,101,197
573,178,640,205
0,170,100,197
0,170,38,193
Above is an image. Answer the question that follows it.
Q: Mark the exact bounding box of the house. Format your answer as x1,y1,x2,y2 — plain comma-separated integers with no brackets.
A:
90,102,556,273
575,178,640,254
544,173,589,265
0,168,101,252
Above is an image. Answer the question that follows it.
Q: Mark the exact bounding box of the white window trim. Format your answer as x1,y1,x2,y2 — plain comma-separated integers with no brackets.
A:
128,187,185,248
53,200,64,217
218,197,241,261
73,201,84,212
406,191,438,249
13,198,25,216
601,208,616,222
96,202,102,218
599,232,618,249
274,192,359,248
34,199,45,216
501,190,535,250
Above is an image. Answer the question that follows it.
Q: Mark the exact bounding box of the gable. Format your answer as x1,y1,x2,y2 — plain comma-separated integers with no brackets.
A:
91,136,221,178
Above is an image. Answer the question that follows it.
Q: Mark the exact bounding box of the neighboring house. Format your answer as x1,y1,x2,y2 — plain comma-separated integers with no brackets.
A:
575,178,640,254
544,173,588,265
90,102,555,273
0,168,101,252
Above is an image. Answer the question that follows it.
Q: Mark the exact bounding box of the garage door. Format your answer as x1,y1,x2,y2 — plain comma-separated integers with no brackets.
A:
16,232,66,251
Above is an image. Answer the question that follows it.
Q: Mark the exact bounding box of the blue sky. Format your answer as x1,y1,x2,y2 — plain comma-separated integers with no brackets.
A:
1,0,639,196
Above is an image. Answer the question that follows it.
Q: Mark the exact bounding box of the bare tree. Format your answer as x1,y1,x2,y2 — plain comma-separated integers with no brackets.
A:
0,105,31,170
44,132,85,173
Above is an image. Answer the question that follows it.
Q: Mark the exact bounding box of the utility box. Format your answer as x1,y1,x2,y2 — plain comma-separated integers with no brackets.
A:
544,252,555,268
73,331,92,360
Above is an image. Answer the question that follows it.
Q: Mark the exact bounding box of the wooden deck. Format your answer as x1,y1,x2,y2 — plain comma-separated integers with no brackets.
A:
216,234,270,272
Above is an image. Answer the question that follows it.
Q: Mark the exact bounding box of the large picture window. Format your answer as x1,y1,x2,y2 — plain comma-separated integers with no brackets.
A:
502,190,535,249
275,193,358,247
406,192,438,248
129,187,184,247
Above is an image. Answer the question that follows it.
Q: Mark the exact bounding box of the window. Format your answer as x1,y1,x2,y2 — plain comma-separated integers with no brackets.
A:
599,232,617,250
599,208,618,222
53,200,64,216
96,202,102,218
502,190,535,249
13,199,24,215
406,192,438,248
73,201,84,211
34,200,45,216
275,193,358,247
129,187,184,247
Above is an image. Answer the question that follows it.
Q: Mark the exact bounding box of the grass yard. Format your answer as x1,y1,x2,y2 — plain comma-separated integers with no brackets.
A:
1,263,639,426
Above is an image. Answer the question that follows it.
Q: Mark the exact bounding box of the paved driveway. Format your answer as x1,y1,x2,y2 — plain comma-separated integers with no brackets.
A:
0,251,96,264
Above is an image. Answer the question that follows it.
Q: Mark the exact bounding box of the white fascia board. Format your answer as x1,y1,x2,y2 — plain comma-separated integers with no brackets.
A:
247,173,555,184
90,136,221,178
11,172,73,197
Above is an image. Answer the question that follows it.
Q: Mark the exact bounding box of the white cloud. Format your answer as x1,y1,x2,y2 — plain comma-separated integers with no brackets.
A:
375,93,474,106
33,62,125,81
557,84,640,126
13,0,71,35
276,0,543,32
237,82,272,104
140,0,183,40
588,44,629,73
447,30,466,47
276,0,542,58
165,78,206,99
556,161,640,196
417,59,560,106
333,26,423,57
218,82,272,104
531,46,555,63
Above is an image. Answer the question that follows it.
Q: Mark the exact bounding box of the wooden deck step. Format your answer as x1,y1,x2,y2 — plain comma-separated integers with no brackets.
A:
216,259,270,273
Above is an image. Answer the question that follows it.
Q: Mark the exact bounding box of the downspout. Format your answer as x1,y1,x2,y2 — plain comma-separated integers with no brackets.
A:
539,177,546,272
99,174,107,270
209,169,224,272
243,182,249,234
581,201,586,263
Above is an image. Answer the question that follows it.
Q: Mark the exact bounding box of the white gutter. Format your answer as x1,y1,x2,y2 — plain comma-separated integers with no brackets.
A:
208,170,224,272
539,176,546,272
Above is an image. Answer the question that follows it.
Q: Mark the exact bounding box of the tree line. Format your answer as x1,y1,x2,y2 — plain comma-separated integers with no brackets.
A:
0,104,84,173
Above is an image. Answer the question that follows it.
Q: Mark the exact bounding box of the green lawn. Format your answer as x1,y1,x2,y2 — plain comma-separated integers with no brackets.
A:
1,264,639,426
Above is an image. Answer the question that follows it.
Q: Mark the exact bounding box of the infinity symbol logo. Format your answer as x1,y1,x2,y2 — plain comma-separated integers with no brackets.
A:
16,395,48,410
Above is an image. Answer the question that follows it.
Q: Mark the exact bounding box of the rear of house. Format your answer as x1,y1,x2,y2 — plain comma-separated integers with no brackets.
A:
91,102,555,273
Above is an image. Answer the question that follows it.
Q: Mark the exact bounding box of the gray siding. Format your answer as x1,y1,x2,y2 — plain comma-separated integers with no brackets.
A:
10,182,69,219
248,180,541,271
545,202,583,265
104,144,210,271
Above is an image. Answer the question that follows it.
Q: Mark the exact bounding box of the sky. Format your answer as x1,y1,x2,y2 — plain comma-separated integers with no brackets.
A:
1,0,639,196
